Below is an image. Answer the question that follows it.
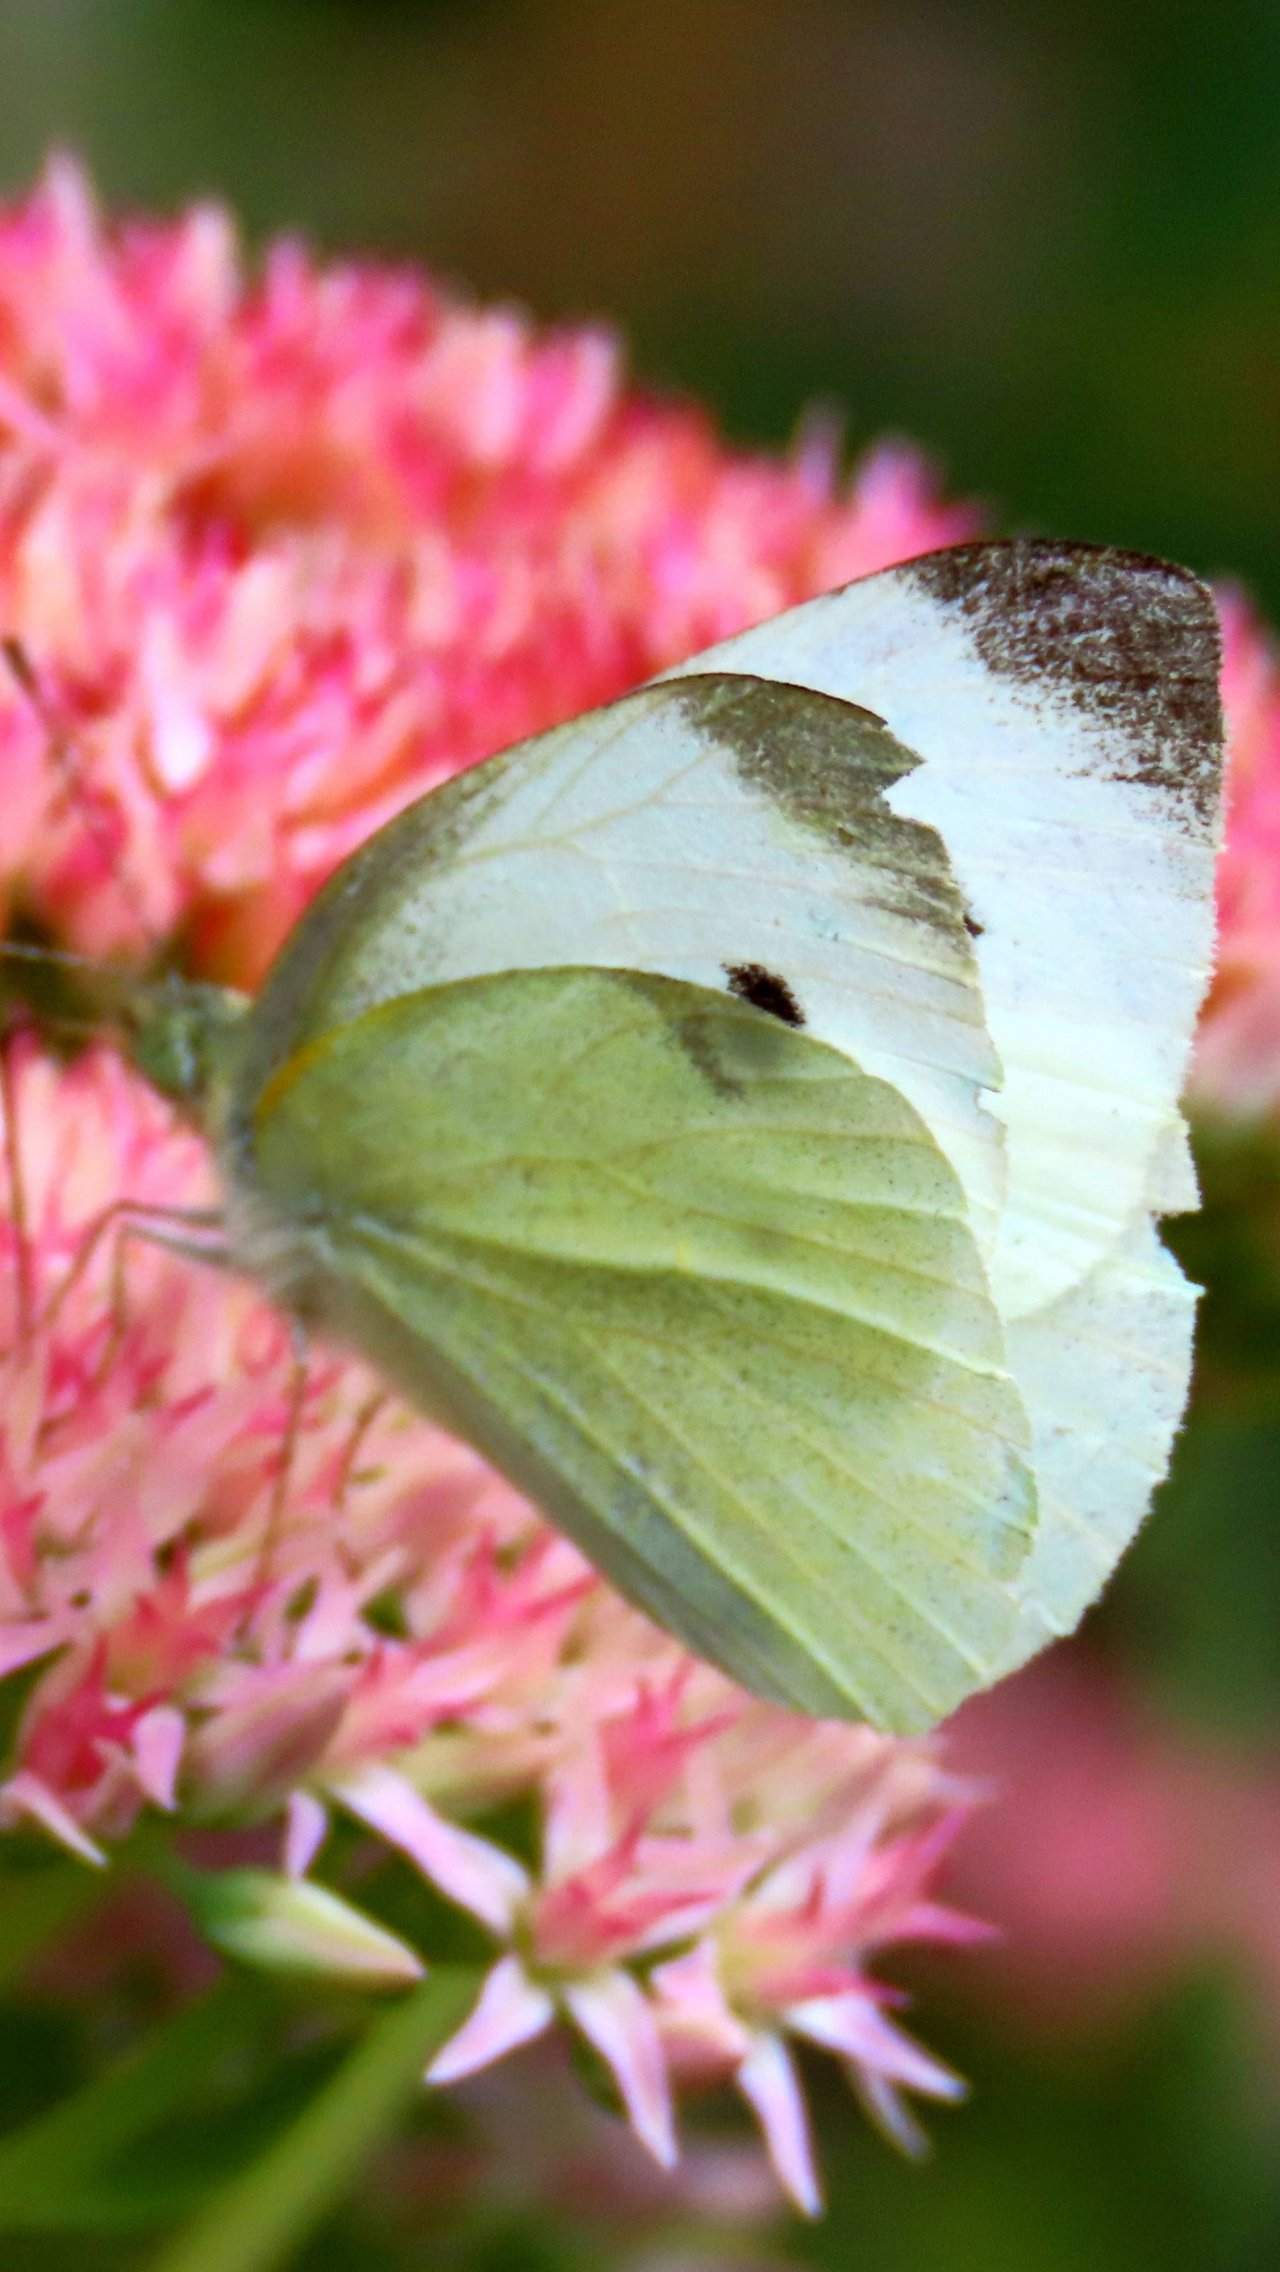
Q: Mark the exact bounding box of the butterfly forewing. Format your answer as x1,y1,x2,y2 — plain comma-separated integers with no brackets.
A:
664,543,1220,1308
234,673,1007,1259
661,541,1224,1648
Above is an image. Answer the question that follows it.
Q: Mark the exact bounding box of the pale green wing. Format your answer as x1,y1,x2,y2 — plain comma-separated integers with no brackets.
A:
661,541,1224,1643
236,673,1007,1259
242,967,1035,1731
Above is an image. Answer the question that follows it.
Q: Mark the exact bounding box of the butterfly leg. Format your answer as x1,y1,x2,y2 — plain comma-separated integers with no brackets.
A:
116,1204,234,1269
3,638,154,952
92,1204,234,1391
255,1317,312,1594
35,1198,231,1348
0,1032,235,1353
113,1209,314,1595
331,1388,389,1518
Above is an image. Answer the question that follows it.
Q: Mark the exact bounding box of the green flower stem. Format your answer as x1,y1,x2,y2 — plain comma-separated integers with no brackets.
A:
0,1814,182,1998
147,1965,481,2272
0,1856,108,1992
0,1975,258,2224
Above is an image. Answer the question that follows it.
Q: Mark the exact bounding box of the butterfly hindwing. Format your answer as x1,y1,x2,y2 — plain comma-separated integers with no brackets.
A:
241,967,1035,1730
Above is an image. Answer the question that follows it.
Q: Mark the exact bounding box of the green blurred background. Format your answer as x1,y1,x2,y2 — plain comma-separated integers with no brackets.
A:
3,3,1280,2267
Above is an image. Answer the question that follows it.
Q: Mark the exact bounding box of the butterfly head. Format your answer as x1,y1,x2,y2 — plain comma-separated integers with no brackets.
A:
127,972,249,1126
0,937,248,1137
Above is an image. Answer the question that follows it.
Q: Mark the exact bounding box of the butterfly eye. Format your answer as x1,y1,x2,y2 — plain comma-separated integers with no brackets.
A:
722,962,806,1028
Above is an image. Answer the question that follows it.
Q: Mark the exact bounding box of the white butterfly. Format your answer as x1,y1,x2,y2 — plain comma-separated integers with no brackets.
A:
131,540,1223,1730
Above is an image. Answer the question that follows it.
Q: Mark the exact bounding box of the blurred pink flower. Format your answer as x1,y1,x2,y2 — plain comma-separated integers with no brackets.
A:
1191,590,1280,1116
945,1656,1190,2033
0,161,984,2207
948,1652,1280,2081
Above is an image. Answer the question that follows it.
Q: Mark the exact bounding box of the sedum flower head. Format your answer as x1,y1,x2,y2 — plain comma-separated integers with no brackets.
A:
0,155,971,981
0,159,987,2211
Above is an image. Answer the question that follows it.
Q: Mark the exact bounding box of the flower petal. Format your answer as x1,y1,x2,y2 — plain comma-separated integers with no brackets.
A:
334,1763,528,1933
283,1789,329,1879
649,1940,752,2063
854,2067,932,2159
129,1704,185,1809
0,1771,105,1866
426,1954,554,2084
736,2031,821,2216
564,1969,677,2170
787,1990,964,2102
182,1867,426,1985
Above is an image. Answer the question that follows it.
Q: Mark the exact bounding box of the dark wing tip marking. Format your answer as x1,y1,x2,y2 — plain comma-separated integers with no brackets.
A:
906,539,1224,834
723,961,806,1028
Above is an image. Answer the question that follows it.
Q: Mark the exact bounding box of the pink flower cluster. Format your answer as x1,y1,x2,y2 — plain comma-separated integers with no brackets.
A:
0,156,970,982
0,161,984,2211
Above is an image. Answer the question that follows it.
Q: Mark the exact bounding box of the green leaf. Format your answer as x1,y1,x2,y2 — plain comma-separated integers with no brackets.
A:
146,1966,479,2272
0,1855,106,1992
0,1979,257,2228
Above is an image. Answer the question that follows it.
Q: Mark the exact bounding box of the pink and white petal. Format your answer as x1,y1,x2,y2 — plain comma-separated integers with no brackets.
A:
130,1704,185,1808
0,1771,105,1866
542,1735,612,1883
564,1968,678,2170
426,1954,554,2084
139,615,215,791
787,1992,964,2102
894,1897,999,1949
334,1763,528,1934
649,1941,752,2065
0,1628,71,1681
853,2067,932,2159
283,1789,329,1879
736,2031,821,2217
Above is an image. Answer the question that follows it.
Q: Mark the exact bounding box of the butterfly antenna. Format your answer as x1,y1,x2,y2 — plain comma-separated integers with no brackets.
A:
253,1323,312,1605
0,937,150,1055
2,635,156,955
0,938,116,978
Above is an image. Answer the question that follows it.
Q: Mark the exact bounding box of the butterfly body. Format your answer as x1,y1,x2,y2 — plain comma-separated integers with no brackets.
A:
121,540,1225,1730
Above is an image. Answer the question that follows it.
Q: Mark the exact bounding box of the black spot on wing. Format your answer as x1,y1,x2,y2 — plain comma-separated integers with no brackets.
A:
962,911,985,939
723,961,806,1027
908,540,1223,834
612,969,805,1100
674,1016,745,1098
